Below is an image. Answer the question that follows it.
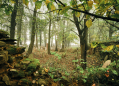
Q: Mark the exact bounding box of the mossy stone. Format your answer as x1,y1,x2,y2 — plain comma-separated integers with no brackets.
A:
18,79,32,86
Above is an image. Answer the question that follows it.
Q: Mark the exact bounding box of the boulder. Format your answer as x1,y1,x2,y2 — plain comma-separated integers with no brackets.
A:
0,41,6,48
2,75,11,85
0,51,8,64
102,60,111,68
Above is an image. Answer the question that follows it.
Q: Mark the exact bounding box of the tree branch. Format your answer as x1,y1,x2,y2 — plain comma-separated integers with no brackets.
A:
105,20,119,30
71,29,79,36
56,0,119,22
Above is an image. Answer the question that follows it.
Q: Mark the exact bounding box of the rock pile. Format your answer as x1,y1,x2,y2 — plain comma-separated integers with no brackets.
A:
0,30,64,86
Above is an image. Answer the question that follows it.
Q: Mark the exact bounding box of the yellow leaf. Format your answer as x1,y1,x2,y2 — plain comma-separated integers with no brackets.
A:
103,45,114,51
22,0,29,7
51,4,56,12
75,12,80,18
86,19,92,28
10,0,15,3
88,1,93,8
116,45,119,48
45,0,50,5
117,52,119,56
115,10,119,14
94,0,99,4
33,0,37,2
44,68,48,72
60,6,70,15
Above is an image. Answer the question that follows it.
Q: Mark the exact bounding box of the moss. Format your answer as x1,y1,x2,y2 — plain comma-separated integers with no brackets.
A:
19,79,32,86
18,70,25,78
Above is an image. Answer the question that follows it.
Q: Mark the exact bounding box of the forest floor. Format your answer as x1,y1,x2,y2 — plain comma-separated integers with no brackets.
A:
23,47,104,86
31,47,103,78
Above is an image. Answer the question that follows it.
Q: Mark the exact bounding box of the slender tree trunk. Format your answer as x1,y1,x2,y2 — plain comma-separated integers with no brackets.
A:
36,25,38,48
27,7,37,56
24,27,27,46
61,21,65,50
109,25,113,39
39,30,42,48
48,13,51,54
44,30,46,47
10,0,18,39
55,35,58,51
17,0,23,46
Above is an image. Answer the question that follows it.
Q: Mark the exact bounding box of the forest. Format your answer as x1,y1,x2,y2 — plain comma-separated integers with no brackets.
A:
0,0,119,86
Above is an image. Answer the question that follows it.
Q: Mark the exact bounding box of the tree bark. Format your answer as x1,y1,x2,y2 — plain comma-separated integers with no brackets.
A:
39,30,42,48
36,23,38,48
48,13,51,54
10,0,18,39
73,13,88,69
27,7,37,56
44,30,46,47
17,0,23,46
55,35,58,51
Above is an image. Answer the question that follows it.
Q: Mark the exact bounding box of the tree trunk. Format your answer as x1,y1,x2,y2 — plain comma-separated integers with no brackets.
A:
27,7,37,56
10,0,18,39
39,30,42,48
61,21,65,50
109,25,113,39
36,27,38,48
48,13,51,54
44,30,46,47
80,18,88,69
73,13,88,69
55,35,58,51
17,0,23,46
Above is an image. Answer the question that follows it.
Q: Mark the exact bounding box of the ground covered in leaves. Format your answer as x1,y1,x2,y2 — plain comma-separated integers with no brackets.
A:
31,47,103,79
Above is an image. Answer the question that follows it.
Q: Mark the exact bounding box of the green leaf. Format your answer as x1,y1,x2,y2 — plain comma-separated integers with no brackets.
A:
82,79,87,83
112,70,118,75
72,59,78,62
62,76,66,79
100,44,107,48
60,6,70,15
58,56,61,60
35,1,42,10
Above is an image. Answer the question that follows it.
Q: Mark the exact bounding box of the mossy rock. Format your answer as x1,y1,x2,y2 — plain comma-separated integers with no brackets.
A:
14,63,20,68
26,63,37,72
8,69,19,78
18,79,32,86
7,56,13,63
23,58,32,61
18,70,25,78
25,71,32,76
26,58,40,72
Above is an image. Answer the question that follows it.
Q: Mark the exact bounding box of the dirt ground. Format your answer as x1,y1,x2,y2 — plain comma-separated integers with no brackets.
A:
29,47,103,77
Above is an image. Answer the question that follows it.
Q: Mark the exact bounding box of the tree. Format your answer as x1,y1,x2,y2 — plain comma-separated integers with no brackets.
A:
48,12,51,54
27,7,37,56
10,0,18,39
17,0,24,46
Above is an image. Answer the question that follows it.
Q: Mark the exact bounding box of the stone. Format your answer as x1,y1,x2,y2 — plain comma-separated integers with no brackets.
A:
102,60,111,68
9,69,19,78
0,41,6,47
33,71,40,77
14,63,20,68
38,79,47,85
18,79,32,86
18,70,25,78
21,60,30,65
10,81,17,86
0,51,8,64
2,74,11,85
